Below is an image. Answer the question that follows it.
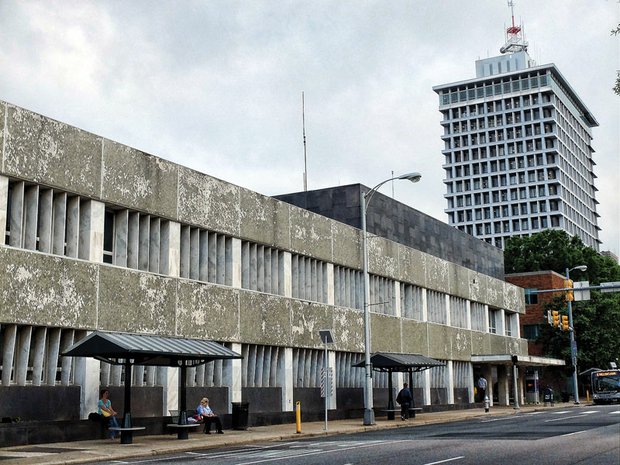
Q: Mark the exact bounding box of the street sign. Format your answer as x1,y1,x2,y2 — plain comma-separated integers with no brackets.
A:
574,281,590,301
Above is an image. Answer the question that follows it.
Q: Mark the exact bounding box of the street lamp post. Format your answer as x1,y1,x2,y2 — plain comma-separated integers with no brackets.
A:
566,264,587,405
360,172,421,426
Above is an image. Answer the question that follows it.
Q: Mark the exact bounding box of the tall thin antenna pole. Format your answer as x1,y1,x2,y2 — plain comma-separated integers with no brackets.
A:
302,92,308,191
391,170,395,198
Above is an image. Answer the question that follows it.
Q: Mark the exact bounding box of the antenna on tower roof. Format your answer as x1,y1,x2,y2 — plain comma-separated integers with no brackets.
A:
500,0,528,54
302,91,308,191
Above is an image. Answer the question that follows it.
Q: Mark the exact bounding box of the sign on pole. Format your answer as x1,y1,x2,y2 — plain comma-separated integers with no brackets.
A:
573,281,590,301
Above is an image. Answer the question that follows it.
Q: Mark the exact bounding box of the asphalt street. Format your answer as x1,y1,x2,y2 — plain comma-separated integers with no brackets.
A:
92,405,620,465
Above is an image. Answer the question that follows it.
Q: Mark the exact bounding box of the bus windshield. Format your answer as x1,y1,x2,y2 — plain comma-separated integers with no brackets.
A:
591,370,620,403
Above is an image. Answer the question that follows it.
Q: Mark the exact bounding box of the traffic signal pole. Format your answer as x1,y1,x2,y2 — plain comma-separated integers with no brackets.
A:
565,269,580,405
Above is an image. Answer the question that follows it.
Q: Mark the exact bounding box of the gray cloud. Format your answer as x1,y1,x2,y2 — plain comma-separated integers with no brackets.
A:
1,0,617,255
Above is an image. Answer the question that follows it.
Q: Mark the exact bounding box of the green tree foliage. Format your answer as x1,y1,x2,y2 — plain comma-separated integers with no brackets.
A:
505,231,620,369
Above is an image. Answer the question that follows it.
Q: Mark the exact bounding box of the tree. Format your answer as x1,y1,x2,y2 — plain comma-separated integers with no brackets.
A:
505,231,620,370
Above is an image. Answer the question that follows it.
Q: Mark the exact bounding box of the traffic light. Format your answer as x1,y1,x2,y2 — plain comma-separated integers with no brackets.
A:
551,310,560,327
561,315,569,331
564,279,574,301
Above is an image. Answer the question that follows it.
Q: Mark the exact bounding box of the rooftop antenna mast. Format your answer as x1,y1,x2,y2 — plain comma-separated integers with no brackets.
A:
500,0,528,54
302,92,308,191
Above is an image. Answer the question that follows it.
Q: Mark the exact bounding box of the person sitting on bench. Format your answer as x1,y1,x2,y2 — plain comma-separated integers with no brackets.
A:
196,397,223,434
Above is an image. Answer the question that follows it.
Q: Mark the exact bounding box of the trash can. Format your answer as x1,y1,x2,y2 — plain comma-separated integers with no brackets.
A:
231,402,249,430
543,387,554,406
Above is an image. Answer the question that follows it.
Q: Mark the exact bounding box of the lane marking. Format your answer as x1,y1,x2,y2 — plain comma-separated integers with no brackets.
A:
609,411,620,415
525,411,545,415
551,410,570,415
561,430,587,437
480,416,522,423
424,457,465,465
234,439,407,465
545,412,595,423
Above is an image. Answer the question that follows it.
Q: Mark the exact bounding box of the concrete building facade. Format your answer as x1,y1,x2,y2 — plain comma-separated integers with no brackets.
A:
0,101,528,443
433,47,600,251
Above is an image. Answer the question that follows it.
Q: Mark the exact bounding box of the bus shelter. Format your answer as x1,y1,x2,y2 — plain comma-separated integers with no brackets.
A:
354,352,445,419
63,331,242,443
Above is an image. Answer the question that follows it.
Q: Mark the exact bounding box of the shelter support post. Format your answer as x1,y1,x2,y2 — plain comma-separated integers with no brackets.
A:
121,360,134,444
387,370,395,420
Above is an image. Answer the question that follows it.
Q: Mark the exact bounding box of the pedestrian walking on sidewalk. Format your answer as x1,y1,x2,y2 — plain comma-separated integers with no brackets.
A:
396,383,413,420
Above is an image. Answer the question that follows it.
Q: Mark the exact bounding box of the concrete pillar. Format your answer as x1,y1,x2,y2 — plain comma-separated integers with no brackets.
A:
393,281,401,318
446,360,455,404
160,367,179,416
231,238,242,288
279,347,294,412
164,221,181,277
0,175,8,242
421,289,428,322
326,263,334,305
79,199,105,262
497,365,510,406
220,343,242,414
423,369,431,405
282,251,292,298
74,353,101,419
466,301,472,330
15,325,32,386
468,362,475,403
445,295,451,327
498,309,506,336
31,327,46,386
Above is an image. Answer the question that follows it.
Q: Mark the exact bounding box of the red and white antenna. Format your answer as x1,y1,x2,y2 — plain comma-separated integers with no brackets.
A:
500,0,528,54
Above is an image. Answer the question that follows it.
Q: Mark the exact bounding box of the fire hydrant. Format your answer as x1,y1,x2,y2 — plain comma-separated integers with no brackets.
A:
484,395,490,413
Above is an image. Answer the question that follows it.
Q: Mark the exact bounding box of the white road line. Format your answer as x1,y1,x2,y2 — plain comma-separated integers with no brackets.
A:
609,411,620,415
525,411,545,415
545,412,594,423
551,410,571,415
424,457,465,465
234,440,406,465
579,410,599,414
561,430,587,437
480,416,522,423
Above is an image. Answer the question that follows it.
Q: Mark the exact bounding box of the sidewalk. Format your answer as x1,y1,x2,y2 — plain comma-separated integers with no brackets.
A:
0,404,575,465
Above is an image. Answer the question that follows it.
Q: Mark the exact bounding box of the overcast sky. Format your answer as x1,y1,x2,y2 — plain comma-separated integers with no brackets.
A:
1,0,618,256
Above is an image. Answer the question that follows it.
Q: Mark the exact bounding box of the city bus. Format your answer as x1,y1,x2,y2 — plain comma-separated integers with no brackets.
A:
591,369,620,404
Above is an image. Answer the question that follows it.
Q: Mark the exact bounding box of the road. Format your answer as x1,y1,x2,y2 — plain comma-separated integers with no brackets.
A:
99,405,620,465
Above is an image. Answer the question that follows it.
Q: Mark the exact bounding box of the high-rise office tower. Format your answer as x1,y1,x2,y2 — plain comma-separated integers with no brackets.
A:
432,9,600,251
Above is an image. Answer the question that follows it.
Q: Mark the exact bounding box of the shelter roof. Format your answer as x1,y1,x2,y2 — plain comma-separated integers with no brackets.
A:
354,352,445,372
62,331,242,367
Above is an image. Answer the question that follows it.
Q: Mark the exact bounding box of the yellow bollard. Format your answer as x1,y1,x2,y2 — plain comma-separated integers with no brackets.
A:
586,390,590,402
295,401,302,433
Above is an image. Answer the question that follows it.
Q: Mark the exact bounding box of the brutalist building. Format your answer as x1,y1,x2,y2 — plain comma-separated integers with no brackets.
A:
0,100,530,444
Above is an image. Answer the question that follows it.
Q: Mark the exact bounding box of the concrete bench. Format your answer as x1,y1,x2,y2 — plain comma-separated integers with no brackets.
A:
108,426,146,445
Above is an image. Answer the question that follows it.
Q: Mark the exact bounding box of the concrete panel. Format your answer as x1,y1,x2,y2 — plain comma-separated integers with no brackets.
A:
449,265,472,300
470,331,487,355
451,327,473,361
503,282,525,313
507,337,528,356
102,140,178,218
97,266,177,334
288,207,332,261
290,300,332,348
397,245,426,287
0,248,97,328
176,280,240,341
239,291,291,346
177,166,240,237
3,104,102,197
332,307,364,352
239,190,290,249
401,319,429,355
468,270,484,303
427,324,452,359
488,333,508,354
483,274,504,309
331,221,362,270
368,235,399,278
371,313,401,353
425,255,450,294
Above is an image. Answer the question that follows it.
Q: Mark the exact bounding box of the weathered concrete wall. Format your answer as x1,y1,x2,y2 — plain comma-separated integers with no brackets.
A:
2,104,102,198
0,100,526,356
0,248,98,328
